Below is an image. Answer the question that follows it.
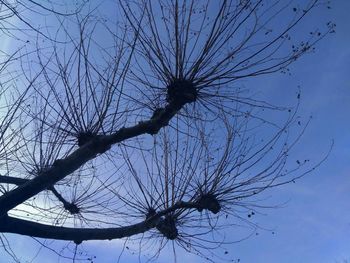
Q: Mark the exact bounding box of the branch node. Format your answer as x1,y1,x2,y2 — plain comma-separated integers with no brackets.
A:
166,79,197,106
156,215,178,240
64,202,80,214
196,193,221,214
74,239,82,245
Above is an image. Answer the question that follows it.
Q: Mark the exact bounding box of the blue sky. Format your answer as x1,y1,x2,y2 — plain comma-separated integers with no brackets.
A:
229,1,350,262
0,0,350,263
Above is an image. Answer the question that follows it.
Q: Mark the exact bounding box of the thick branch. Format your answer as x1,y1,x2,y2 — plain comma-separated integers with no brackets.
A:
0,201,201,242
0,215,157,243
0,101,183,216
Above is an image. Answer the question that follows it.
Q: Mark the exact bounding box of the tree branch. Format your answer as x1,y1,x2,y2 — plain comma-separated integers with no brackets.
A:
0,215,157,243
0,100,184,216
0,176,28,185
0,176,78,213
0,201,201,242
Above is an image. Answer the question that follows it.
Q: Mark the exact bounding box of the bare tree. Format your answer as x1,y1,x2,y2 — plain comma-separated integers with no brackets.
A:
0,0,334,262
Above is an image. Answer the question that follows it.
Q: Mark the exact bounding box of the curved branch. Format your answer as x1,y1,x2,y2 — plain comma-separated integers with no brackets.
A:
0,215,157,243
0,201,201,242
0,100,185,216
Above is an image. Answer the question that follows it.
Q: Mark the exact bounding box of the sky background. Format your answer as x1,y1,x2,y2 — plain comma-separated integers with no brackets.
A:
230,1,350,262
0,0,349,263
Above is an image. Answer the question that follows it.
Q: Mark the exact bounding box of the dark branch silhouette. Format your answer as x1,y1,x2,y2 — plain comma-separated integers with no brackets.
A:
0,0,334,261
